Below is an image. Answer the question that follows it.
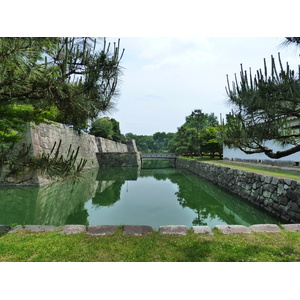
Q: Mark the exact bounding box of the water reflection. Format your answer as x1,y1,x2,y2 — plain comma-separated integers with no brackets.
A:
0,167,280,228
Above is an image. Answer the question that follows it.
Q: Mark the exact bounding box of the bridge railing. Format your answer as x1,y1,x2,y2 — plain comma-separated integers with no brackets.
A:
140,153,177,159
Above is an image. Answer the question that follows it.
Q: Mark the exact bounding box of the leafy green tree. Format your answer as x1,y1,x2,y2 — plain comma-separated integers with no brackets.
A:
223,51,300,159
110,118,125,142
152,132,176,152
89,117,114,139
0,37,124,145
124,132,176,153
169,126,198,155
170,110,220,157
125,133,154,152
185,109,218,158
89,117,125,142
201,126,222,158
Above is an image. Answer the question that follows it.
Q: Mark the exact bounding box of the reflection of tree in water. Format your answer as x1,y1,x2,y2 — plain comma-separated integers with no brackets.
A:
65,202,89,226
140,169,179,181
175,190,217,226
141,168,219,226
93,167,139,207
142,160,175,169
169,169,280,226
0,186,39,225
192,209,209,226
92,180,125,207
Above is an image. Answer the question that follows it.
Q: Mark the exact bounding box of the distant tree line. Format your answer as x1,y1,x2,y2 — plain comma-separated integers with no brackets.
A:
124,132,176,153
103,109,223,158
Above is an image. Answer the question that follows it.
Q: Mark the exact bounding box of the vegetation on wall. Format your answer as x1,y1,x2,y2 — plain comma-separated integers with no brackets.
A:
0,141,87,181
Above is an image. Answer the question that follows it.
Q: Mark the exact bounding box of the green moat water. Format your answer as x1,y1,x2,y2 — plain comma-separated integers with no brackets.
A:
0,164,280,229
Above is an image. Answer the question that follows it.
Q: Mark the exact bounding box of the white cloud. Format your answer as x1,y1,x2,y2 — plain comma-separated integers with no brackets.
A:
136,37,218,71
106,37,300,135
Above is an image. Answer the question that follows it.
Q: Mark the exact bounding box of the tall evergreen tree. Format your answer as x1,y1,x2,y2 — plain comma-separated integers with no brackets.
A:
223,51,300,159
0,37,124,144
169,110,220,157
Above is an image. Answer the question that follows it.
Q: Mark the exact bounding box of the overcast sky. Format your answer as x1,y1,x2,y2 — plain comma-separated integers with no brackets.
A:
103,37,300,136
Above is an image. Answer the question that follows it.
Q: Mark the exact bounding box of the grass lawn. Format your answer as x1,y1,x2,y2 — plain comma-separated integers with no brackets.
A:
1,228,300,262
180,157,300,181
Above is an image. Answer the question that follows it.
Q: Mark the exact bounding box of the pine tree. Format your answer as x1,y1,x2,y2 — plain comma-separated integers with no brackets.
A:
224,49,300,159
0,37,124,144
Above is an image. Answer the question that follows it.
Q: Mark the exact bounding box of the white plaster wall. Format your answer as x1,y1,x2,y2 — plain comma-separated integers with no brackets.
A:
223,140,300,163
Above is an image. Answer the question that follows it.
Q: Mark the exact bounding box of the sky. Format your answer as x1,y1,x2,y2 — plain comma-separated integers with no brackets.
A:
103,37,300,136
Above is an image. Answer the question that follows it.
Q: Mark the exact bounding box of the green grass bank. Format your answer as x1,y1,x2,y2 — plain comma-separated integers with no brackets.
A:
1,228,300,262
180,157,300,181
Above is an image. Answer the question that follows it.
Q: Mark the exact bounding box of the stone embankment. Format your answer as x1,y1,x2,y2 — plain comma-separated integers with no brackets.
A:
177,159,300,223
1,224,300,235
1,122,141,185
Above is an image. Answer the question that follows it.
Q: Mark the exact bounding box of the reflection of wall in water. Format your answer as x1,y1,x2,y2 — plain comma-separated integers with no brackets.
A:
177,159,290,223
0,187,39,225
166,169,279,226
0,170,99,226
0,169,141,225
0,168,140,226
34,170,99,225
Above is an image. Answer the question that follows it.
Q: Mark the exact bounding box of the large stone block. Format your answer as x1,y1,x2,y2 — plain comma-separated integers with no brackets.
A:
123,225,153,235
60,225,86,235
159,225,188,235
286,190,299,202
282,224,300,232
0,225,9,232
249,224,281,233
87,225,119,235
8,225,23,233
215,225,251,234
23,225,58,232
192,226,214,235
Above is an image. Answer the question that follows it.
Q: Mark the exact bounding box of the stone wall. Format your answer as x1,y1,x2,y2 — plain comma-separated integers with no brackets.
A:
177,158,300,223
96,137,128,153
0,122,140,185
95,138,141,167
96,153,141,167
29,122,99,170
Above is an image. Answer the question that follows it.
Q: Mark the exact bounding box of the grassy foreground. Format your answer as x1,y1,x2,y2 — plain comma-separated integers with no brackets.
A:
1,228,300,262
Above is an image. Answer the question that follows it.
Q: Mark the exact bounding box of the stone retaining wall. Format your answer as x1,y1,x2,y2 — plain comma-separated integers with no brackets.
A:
96,152,141,167
177,158,300,223
30,122,99,170
0,122,141,185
